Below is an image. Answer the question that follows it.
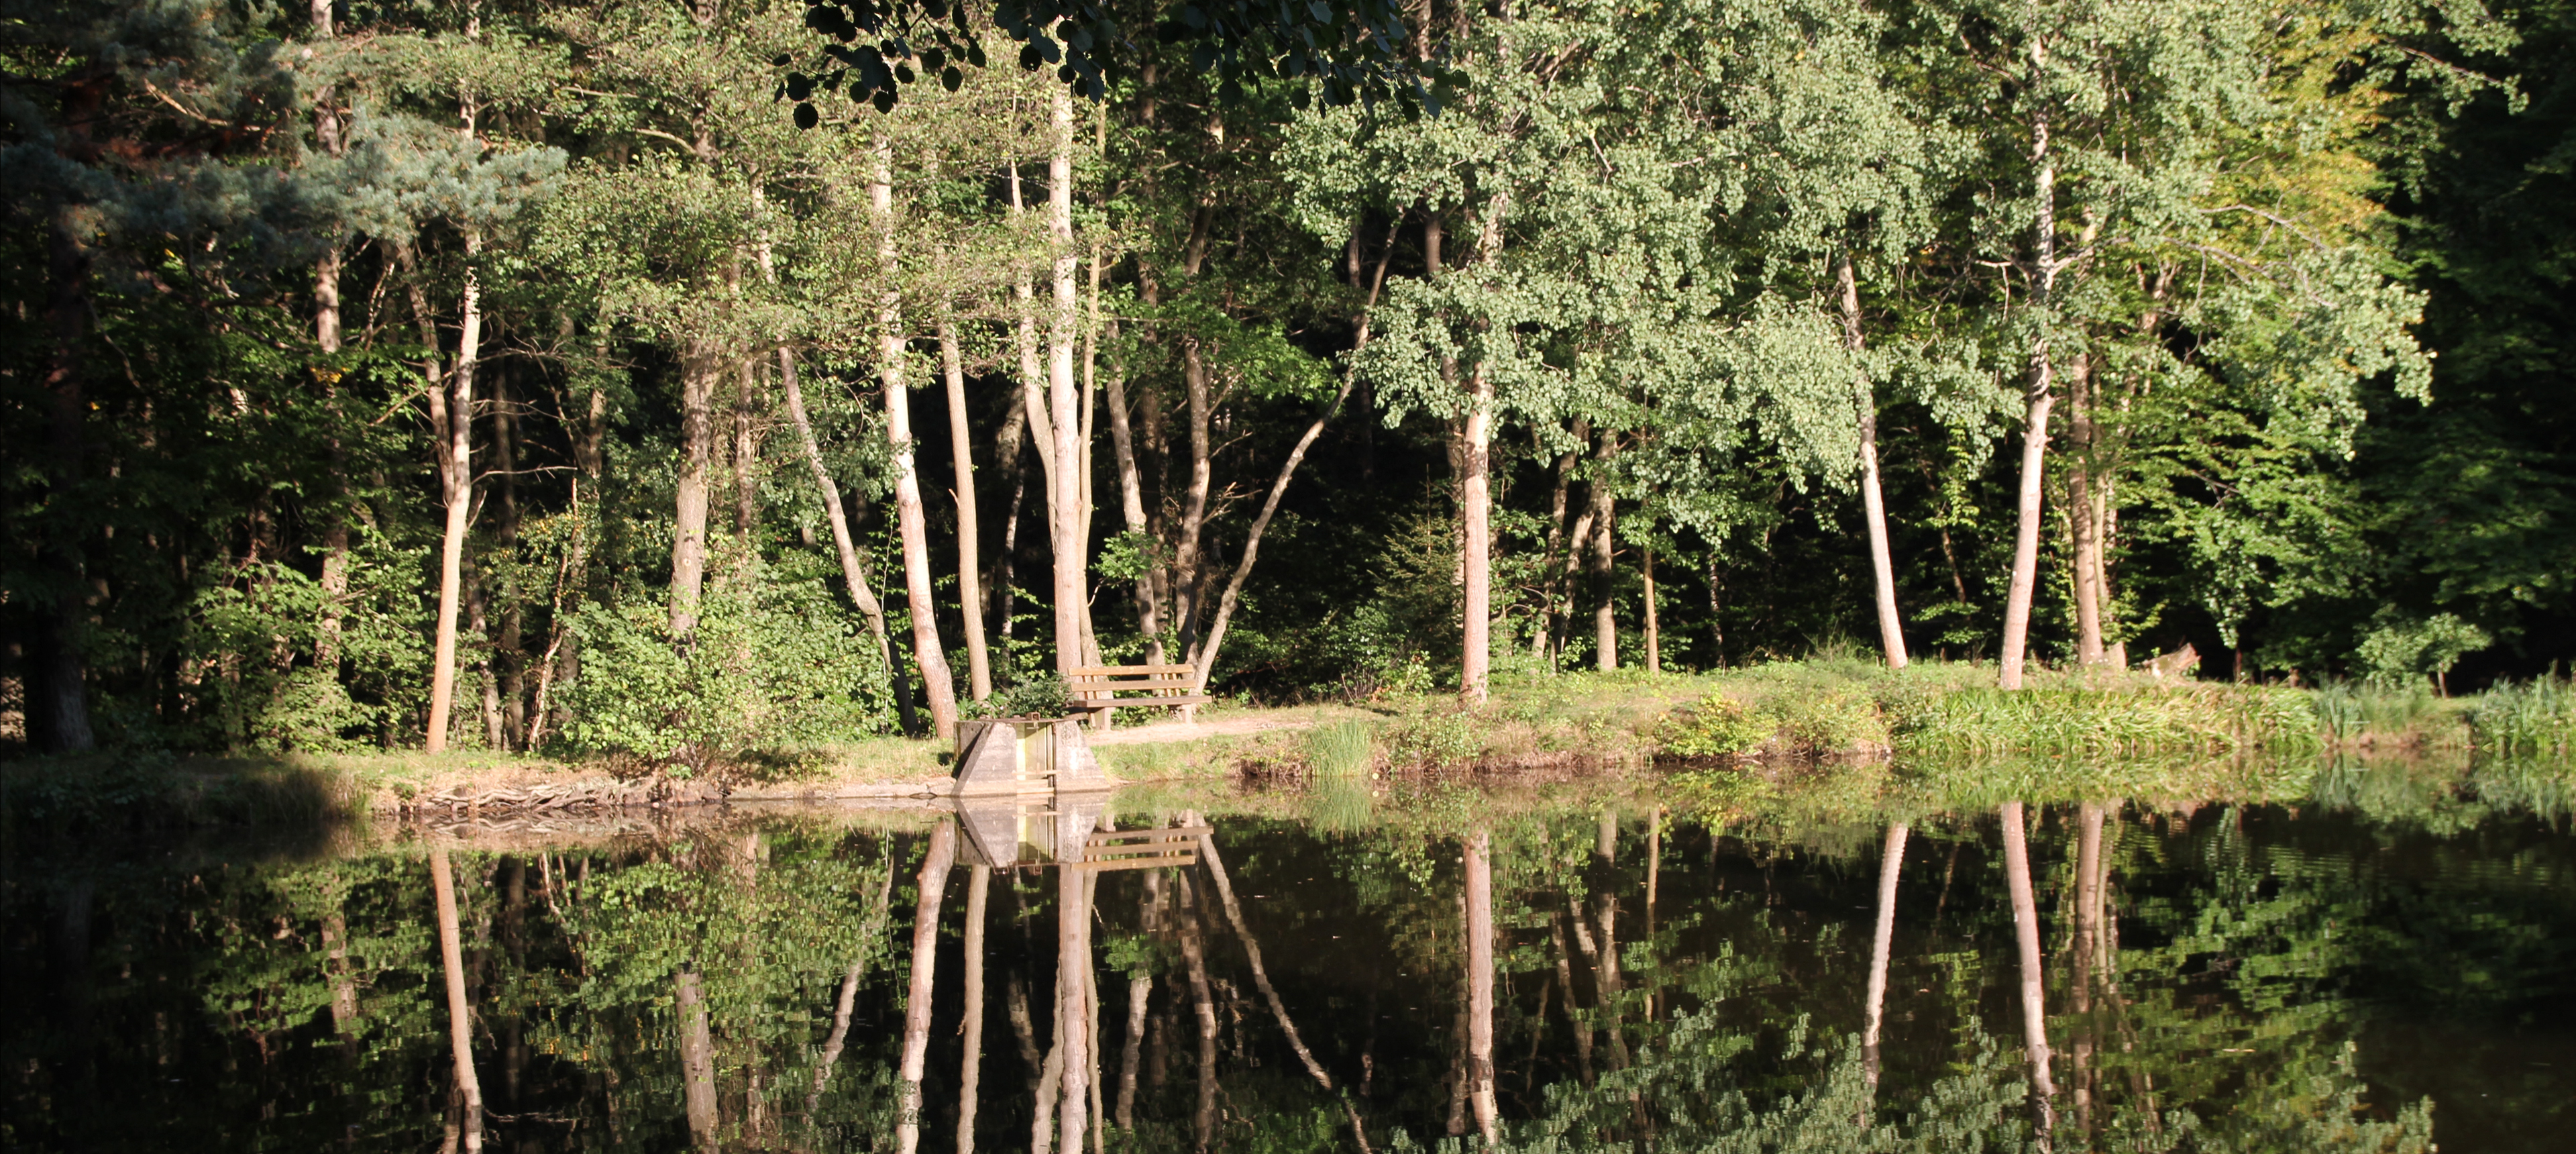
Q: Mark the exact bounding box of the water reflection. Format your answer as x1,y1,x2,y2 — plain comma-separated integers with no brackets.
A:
5,782,2573,1152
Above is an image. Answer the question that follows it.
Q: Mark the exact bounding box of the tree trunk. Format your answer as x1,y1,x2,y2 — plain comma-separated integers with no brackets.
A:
1838,250,1909,670
2072,802,2102,1132
1464,831,1499,1146
941,322,993,701
2000,801,2057,1144
875,137,959,741
1010,162,1064,555
959,863,990,1154
1189,226,1398,692
313,3,350,677
38,205,97,752
1117,871,1160,1130
1198,829,1375,1150
898,821,958,1154
780,350,915,731
427,232,483,751
677,967,718,1151
2068,349,2104,667
1056,842,1093,1154
1642,547,1661,672
671,342,716,637
430,848,484,1153
1175,873,1220,1153
1541,443,1576,664
1454,194,1511,702
1590,432,1618,671
1046,89,1085,680
1106,351,1163,666
1999,78,2057,692
731,360,762,544
1863,822,1909,1086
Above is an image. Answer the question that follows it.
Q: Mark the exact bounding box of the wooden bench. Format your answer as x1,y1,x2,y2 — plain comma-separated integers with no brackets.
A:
1067,664,1212,728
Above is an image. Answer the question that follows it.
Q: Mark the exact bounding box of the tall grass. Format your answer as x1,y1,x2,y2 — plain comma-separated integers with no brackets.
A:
2468,674,2576,756
2310,680,2458,747
1305,721,1379,778
1891,684,2319,758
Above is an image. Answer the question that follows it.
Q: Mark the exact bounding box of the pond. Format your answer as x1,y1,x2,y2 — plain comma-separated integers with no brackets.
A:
5,766,2573,1153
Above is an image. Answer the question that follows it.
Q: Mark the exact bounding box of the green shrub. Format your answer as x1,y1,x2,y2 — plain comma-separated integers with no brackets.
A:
1656,694,1764,759
1387,711,1478,770
553,576,893,777
1754,689,1888,756
965,675,1071,719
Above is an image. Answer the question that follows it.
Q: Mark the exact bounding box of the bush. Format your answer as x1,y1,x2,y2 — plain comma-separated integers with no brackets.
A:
1657,694,1764,759
964,674,1071,719
553,575,893,777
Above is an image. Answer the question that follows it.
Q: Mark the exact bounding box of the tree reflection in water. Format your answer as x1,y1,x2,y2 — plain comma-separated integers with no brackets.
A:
12,775,2569,1152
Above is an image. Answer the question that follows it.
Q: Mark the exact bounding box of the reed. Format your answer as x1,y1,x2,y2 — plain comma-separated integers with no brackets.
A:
2467,673,2576,756
1889,684,2320,759
1305,720,1379,778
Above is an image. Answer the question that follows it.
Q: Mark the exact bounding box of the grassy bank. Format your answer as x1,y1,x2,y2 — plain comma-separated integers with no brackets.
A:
8,661,2571,833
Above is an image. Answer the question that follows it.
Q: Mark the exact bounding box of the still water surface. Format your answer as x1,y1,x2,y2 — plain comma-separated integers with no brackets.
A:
6,772,2573,1153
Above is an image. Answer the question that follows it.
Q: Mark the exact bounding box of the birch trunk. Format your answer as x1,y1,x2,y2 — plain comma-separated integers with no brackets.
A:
1999,71,2056,692
430,849,484,1152
941,323,993,700
1642,548,1661,672
1589,433,1617,671
898,821,958,1154
426,231,482,752
1046,89,1085,680
1838,250,1909,669
1863,822,1909,1086
874,137,959,741
1464,831,1499,1146
1055,842,1092,1154
957,863,989,1154
2000,801,2057,1143
1456,195,1511,701
312,0,348,674
1010,162,1063,547
1189,227,1398,690
671,342,716,636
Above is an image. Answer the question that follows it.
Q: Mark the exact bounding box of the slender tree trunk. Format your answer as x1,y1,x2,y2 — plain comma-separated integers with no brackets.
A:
313,0,350,676
1189,227,1398,690
2072,802,2102,1132
430,849,484,1153
1541,445,1576,664
1010,161,1063,554
1046,90,1085,680
940,323,994,701
898,821,958,1154
1056,847,1092,1154
671,343,716,637
1464,831,1498,1145
1863,822,1909,1086
1838,250,1909,669
2000,801,2057,1145
2068,350,2104,666
1198,829,1375,1150
38,206,97,752
780,350,916,734
2000,74,2057,692
875,137,959,741
1550,914,1594,1087
427,232,483,751
1117,871,1160,1130
677,966,718,1150
957,864,989,1153
1175,873,1220,1153
1642,548,1661,672
1455,195,1511,701
1590,432,1618,671
1106,352,1163,665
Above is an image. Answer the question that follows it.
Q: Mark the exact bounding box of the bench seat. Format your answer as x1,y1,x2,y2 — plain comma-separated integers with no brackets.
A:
1067,664,1212,727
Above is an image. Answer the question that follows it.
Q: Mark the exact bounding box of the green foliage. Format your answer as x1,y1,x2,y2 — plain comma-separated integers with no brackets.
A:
1656,694,1764,759
1386,709,1479,770
2468,674,2576,756
553,574,892,776
2355,611,2491,688
962,673,1071,719
1893,685,2321,758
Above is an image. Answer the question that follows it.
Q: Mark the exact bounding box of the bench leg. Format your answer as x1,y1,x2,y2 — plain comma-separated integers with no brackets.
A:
1179,702,1200,725
1098,704,1115,732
